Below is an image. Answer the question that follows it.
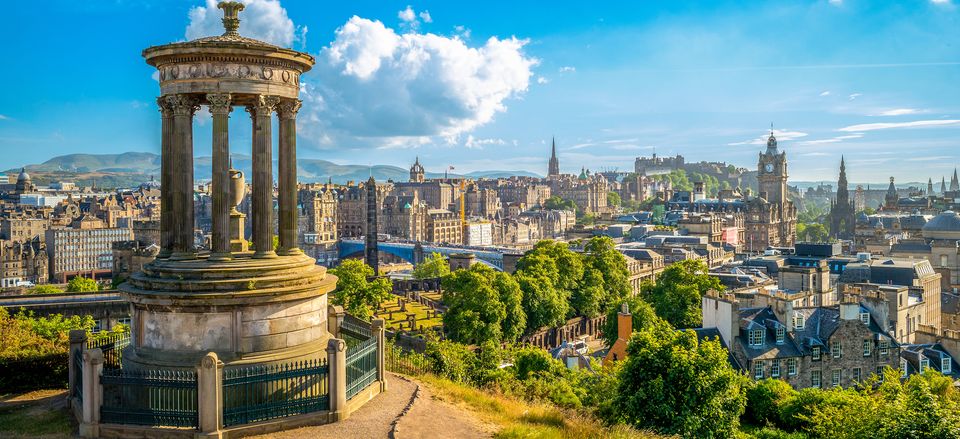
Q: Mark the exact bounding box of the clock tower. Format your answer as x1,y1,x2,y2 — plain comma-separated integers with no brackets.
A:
757,132,787,206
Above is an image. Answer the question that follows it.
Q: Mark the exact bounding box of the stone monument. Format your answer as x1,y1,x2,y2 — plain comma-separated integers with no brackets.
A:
120,1,335,370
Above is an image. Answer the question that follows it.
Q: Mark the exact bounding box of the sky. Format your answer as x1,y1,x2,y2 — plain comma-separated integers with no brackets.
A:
0,0,958,183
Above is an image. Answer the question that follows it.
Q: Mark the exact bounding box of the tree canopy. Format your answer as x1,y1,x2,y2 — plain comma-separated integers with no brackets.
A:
543,196,576,211
615,327,747,437
329,259,392,320
641,259,722,328
412,252,450,279
66,276,99,293
599,296,668,349
441,264,525,345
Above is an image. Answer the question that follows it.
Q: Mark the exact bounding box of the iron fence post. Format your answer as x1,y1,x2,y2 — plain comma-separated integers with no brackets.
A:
197,352,224,438
326,338,347,421
79,348,103,439
68,329,87,412
371,318,387,392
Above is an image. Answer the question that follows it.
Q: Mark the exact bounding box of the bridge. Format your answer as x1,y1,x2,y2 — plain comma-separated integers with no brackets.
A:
338,239,518,270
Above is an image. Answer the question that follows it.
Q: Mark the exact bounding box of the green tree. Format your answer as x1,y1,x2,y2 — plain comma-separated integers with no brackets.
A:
641,259,723,328
329,259,392,320
745,379,798,427
607,191,621,207
798,222,829,242
600,295,668,349
441,264,525,344
614,327,747,437
582,236,631,311
28,285,64,295
412,252,450,279
514,241,577,331
543,196,576,211
66,276,99,293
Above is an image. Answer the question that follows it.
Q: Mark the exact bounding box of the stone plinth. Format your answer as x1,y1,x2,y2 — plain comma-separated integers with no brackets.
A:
119,252,336,369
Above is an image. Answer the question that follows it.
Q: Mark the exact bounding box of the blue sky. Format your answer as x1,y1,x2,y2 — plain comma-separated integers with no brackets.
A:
0,0,958,183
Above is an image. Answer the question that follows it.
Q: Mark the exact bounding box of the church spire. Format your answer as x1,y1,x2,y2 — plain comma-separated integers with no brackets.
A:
951,168,959,192
548,136,560,177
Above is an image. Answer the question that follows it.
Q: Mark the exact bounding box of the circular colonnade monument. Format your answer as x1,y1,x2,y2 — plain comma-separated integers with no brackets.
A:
119,1,336,370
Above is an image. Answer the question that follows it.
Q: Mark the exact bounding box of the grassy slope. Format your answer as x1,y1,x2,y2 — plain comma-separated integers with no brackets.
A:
417,374,667,439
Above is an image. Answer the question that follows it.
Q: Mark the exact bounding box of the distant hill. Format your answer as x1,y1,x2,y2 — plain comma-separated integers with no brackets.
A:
5,152,540,188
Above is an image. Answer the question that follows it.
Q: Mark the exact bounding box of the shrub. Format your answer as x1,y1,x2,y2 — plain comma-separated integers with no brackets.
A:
745,379,798,427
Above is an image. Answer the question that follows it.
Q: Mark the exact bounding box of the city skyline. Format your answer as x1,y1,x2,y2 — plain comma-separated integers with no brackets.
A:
1,0,958,182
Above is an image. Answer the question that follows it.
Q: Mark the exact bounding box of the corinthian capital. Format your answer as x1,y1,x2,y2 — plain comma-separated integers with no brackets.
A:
246,95,281,118
276,99,302,120
157,96,175,118
166,94,201,117
206,93,233,115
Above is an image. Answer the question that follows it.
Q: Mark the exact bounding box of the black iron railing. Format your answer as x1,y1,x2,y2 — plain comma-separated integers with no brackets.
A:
346,336,378,400
100,368,198,428
222,359,330,427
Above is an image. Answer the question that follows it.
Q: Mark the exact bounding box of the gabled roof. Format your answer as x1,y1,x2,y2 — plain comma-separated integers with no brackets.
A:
737,307,803,360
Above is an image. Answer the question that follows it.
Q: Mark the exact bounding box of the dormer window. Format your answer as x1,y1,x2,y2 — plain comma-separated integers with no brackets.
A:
943,356,952,374
920,358,930,373
749,329,765,346
776,326,785,344
812,346,821,361
794,313,805,330
859,312,870,325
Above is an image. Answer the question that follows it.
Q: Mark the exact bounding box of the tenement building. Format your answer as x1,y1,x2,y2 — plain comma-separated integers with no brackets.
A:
702,290,900,389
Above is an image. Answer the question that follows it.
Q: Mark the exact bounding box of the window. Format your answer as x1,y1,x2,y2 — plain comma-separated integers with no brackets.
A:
901,359,909,377
812,346,821,361
852,368,861,382
943,357,952,374
772,361,781,378
788,358,798,376
859,312,870,325
863,340,872,357
920,358,930,372
754,361,764,379
118,317,131,327
832,369,841,387
832,341,842,359
879,339,889,356
811,370,821,388
876,366,886,381
776,326,785,345
93,319,102,333
795,313,805,330
749,329,765,346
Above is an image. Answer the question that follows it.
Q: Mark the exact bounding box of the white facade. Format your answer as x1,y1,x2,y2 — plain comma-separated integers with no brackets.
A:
465,222,493,246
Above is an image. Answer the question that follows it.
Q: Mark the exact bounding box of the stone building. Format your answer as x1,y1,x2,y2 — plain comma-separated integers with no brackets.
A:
301,183,338,266
111,240,159,281
547,137,560,178
0,238,47,288
464,183,501,219
634,153,685,175
426,209,462,244
1,217,50,243
45,219,132,282
748,133,797,251
829,157,856,240
703,291,900,389
551,170,609,215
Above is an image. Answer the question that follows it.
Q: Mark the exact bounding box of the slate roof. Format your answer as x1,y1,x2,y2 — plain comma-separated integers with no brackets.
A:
737,307,803,360
900,344,960,380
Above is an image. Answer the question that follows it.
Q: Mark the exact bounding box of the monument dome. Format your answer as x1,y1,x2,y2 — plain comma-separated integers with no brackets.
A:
922,210,960,240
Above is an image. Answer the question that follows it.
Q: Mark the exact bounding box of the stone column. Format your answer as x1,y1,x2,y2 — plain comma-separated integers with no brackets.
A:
327,338,347,421
157,97,175,258
207,93,233,261
276,99,302,256
371,318,388,392
78,348,103,439
169,94,200,260
247,95,280,258
328,305,345,339
197,352,224,438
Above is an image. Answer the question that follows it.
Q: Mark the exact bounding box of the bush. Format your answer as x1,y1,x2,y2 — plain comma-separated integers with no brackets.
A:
424,340,476,384
746,379,798,427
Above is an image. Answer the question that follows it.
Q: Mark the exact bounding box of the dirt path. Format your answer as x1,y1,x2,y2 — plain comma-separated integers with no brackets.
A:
248,373,490,439
392,381,491,439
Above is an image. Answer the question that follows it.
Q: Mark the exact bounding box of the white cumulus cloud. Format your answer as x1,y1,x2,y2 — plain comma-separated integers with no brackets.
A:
558,66,576,73
398,6,416,23
302,16,537,148
464,135,507,149
186,0,304,48
837,119,960,132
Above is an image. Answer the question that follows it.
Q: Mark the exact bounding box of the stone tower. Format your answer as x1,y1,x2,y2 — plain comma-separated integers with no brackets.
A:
952,168,959,192
757,131,787,206
410,156,425,183
885,177,899,210
829,157,855,239
365,176,379,271
122,2,336,370
548,137,560,177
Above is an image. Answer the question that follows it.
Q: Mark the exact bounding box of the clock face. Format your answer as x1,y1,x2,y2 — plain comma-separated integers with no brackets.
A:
765,163,774,173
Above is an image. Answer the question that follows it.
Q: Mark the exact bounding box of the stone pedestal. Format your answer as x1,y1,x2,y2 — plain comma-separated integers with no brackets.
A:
229,212,248,253
119,253,336,370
